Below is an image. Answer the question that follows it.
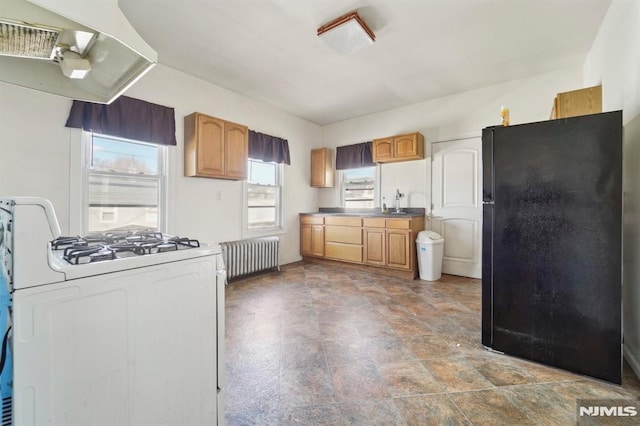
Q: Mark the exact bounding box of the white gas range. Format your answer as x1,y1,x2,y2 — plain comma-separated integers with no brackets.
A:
0,197,225,425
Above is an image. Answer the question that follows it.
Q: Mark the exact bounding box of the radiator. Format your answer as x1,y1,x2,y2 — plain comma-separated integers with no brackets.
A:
220,236,280,281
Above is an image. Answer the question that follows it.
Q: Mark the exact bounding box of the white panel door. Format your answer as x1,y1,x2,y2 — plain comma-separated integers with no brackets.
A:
431,137,482,278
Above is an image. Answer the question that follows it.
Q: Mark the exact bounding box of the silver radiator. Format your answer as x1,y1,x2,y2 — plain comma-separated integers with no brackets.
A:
220,236,280,281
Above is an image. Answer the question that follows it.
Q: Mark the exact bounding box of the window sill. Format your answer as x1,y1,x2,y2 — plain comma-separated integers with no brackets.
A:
243,226,286,240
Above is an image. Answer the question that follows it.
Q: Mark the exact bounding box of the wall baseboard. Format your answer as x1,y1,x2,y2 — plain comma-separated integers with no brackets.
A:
624,345,640,380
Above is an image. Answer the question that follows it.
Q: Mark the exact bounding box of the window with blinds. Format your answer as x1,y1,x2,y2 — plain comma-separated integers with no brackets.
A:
247,159,282,229
341,166,377,208
85,134,165,233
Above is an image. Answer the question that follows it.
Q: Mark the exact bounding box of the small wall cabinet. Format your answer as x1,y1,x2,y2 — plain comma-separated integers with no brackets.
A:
310,148,334,187
372,132,425,163
184,112,248,180
551,85,602,119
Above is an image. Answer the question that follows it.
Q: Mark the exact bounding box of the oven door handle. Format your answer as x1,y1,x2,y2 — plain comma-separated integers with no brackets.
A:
215,267,226,394
0,325,12,374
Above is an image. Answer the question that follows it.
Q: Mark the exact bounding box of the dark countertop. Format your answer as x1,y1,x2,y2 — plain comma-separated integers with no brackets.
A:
300,207,425,218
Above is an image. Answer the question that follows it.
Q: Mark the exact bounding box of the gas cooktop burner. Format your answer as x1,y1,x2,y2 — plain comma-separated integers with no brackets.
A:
51,231,201,264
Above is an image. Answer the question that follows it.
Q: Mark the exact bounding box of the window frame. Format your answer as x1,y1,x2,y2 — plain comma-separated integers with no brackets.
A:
243,158,285,238
339,165,380,208
81,132,167,234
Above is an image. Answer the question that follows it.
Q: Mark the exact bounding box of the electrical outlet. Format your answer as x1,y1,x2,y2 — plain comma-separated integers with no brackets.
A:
216,191,222,200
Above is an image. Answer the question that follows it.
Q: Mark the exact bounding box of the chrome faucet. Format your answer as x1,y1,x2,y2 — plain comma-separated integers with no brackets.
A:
395,189,404,213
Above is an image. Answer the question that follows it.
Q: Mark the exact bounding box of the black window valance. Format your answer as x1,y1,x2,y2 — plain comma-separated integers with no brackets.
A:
248,130,291,165
336,141,375,170
65,96,177,146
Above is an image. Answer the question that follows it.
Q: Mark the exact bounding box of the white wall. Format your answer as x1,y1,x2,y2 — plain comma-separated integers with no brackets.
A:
320,66,583,219
0,64,322,265
0,84,73,229
584,0,640,378
584,0,640,124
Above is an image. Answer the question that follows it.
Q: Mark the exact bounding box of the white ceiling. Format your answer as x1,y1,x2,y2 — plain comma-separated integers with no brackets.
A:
119,0,612,125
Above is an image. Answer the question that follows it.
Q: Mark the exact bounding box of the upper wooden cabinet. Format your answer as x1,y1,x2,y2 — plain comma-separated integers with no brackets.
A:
184,112,248,180
310,148,334,187
224,121,249,179
372,132,424,163
372,137,394,162
551,85,602,119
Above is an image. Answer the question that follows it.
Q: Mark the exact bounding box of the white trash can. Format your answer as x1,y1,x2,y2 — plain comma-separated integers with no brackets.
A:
416,231,444,281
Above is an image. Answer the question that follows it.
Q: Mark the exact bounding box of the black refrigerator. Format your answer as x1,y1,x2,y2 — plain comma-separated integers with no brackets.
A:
481,110,622,384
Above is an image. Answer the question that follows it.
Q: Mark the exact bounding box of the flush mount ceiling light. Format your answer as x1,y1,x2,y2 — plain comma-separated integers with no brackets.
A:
317,10,375,55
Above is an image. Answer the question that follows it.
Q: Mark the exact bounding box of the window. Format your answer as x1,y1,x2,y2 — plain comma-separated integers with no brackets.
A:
84,134,165,233
341,166,378,208
246,159,283,233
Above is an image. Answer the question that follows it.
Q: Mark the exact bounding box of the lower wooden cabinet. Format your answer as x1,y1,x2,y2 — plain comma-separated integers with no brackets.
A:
301,214,424,278
325,243,362,263
364,219,413,270
386,229,412,270
325,225,362,243
363,227,386,266
300,216,324,257
324,218,363,263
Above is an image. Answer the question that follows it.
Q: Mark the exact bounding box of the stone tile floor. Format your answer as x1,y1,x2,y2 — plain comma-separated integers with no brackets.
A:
224,262,640,425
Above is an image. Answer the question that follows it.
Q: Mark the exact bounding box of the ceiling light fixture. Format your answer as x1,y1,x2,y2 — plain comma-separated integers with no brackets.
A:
317,10,375,55
58,50,91,79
